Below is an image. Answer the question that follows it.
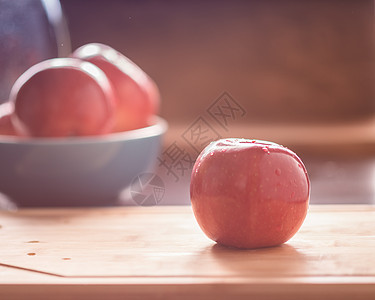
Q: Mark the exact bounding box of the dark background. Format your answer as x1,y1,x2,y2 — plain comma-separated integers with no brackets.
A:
60,0,375,125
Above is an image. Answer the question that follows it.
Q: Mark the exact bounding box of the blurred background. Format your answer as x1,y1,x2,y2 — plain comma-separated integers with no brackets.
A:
61,0,375,125
1,0,375,206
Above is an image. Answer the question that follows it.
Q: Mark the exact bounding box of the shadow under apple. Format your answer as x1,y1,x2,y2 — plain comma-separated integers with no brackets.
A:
206,242,308,277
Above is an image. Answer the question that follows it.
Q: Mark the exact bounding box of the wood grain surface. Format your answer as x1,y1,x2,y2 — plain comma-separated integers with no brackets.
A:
0,205,374,299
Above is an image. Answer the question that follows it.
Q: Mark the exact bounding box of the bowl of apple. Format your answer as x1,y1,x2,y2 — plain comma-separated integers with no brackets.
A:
0,43,167,207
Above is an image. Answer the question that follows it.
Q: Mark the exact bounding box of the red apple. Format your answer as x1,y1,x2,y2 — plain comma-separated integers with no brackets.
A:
9,58,116,137
71,43,160,132
190,138,310,249
0,102,17,136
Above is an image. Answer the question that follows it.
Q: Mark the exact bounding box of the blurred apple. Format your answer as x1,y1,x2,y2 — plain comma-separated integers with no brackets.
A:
72,43,160,132
10,58,116,137
0,102,17,136
190,138,310,249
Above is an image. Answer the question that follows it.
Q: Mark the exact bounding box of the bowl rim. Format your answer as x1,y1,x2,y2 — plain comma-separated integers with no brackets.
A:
0,115,168,145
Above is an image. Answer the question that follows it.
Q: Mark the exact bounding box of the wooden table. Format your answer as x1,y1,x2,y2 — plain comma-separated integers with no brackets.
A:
0,205,374,299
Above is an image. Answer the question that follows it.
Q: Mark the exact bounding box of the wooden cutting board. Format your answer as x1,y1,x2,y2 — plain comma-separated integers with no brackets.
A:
0,205,374,299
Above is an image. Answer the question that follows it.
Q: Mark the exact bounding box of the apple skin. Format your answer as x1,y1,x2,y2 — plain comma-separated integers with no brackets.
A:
190,138,310,249
9,58,116,137
0,102,17,136
71,43,160,132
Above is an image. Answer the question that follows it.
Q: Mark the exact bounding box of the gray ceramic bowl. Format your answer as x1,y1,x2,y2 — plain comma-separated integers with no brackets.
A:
0,116,167,207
